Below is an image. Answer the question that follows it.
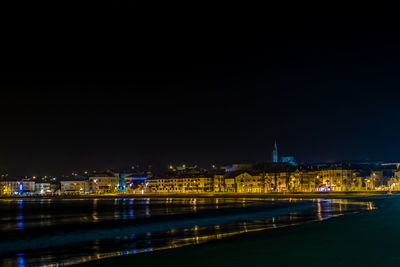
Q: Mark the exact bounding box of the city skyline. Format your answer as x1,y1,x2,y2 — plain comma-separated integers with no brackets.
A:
0,144,398,178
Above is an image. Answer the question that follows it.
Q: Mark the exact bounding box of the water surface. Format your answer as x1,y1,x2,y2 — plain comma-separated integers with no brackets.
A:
0,197,374,266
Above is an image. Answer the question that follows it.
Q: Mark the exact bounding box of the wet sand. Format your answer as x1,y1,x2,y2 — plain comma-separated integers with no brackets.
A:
81,194,397,266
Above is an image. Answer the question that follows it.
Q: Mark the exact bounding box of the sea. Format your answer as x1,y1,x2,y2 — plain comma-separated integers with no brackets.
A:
0,197,374,266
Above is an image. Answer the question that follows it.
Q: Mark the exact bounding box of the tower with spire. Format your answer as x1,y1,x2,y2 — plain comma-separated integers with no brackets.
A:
272,141,278,163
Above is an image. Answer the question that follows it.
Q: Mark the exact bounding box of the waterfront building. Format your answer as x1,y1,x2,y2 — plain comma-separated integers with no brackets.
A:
213,173,225,193
147,178,172,193
0,181,20,195
35,183,52,195
319,169,359,191
277,172,290,192
21,180,36,194
388,174,400,191
224,177,236,193
369,171,384,188
0,180,35,195
125,174,148,194
293,170,321,192
88,174,119,194
234,171,264,193
60,180,89,195
148,175,214,193
224,171,241,193
368,170,393,190
267,172,289,192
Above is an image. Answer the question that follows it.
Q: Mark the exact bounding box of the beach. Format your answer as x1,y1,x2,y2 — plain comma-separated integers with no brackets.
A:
81,194,397,267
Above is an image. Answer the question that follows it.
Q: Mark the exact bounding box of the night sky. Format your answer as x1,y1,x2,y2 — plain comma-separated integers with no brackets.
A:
1,7,399,176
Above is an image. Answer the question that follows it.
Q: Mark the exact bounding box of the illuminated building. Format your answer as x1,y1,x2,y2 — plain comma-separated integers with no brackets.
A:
0,180,35,195
35,183,52,195
148,175,213,193
125,174,148,194
0,181,15,195
272,141,278,163
295,171,321,192
60,180,89,195
88,174,119,194
0,166,392,196
388,172,400,190
224,177,236,193
368,171,385,190
236,172,263,193
21,180,36,193
213,174,225,193
281,156,296,165
319,169,360,191
268,172,289,192
227,171,264,193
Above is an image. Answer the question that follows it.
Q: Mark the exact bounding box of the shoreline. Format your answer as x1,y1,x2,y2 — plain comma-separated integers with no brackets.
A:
79,194,395,266
0,191,394,200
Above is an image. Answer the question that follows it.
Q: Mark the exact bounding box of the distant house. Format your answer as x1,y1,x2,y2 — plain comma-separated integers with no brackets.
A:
213,173,225,193
0,180,35,195
319,169,356,191
233,171,263,193
61,180,89,195
0,181,21,195
148,174,214,193
35,183,52,195
124,173,148,193
266,172,289,192
88,173,119,194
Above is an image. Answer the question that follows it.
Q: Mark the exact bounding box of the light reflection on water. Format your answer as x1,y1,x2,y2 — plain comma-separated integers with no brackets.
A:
0,197,374,266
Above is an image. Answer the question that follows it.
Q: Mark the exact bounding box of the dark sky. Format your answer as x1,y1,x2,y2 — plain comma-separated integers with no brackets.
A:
1,6,400,176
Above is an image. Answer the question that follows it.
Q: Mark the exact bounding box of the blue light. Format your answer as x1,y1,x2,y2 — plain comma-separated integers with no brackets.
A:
17,211,24,230
17,254,25,267
131,177,147,181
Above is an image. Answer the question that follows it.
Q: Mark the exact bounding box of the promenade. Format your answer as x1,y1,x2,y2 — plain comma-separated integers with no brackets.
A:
0,191,391,200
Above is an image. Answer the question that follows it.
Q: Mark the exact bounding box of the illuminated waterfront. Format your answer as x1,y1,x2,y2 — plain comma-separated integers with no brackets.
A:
0,197,374,266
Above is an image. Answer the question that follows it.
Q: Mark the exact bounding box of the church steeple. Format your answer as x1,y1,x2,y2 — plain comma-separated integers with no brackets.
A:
272,140,278,163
